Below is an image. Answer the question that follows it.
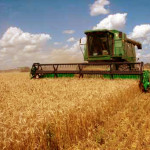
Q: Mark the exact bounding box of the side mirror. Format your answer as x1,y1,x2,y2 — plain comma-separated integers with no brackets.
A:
79,38,86,45
79,39,81,44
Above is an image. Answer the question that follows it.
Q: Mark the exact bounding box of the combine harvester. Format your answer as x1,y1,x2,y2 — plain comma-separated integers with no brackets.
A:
31,29,150,92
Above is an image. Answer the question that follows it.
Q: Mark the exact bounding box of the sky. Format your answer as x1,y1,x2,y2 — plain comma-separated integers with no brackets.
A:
0,0,150,69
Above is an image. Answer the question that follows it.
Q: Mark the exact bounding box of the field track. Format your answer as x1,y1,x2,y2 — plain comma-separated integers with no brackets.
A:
0,72,150,150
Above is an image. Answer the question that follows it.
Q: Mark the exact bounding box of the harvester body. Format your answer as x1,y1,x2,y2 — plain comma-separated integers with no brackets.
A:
30,29,150,92
84,29,141,63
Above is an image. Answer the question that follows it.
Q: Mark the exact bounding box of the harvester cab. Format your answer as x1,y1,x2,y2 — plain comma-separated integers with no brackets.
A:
84,30,113,61
30,29,150,92
83,29,141,63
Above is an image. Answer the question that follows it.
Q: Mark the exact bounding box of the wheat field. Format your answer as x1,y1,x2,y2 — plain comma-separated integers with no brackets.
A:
0,72,150,150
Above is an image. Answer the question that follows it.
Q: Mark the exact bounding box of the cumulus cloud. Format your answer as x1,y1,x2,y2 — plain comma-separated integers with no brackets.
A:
0,27,51,48
54,42,62,45
128,24,150,45
93,13,127,30
49,49,83,63
0,27,84,70
128,24,150,62
63,45,69,49
63,30,75,34
67,37,75,42
90,0,110,16
0,27,52,69
45,38,85,64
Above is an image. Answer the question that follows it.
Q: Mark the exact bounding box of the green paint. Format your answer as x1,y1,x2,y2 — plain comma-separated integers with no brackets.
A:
103,74,140,79
30,66,36,79
84,29,140,63
42,74,74,78
142,71,150,91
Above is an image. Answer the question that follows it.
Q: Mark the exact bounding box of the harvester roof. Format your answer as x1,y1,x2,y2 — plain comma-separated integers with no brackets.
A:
84,29,120,34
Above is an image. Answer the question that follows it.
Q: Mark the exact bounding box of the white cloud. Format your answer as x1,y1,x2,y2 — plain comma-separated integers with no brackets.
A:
23,45,37,52
0,27,84,70
128,24,150,45
63,45,69,49
0,27,51,69
50,37,86,63
128,24,150,62
136,51,142,58
67,37,75,42
129,24,150,39
42,38,85,64
93,13,127,30
63,30,75,34
49,48,83,63
54,42,62,45
0,27,51,48
90,0,110,16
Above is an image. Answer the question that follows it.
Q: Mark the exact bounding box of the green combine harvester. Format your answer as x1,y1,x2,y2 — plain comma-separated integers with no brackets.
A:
31,29,150,92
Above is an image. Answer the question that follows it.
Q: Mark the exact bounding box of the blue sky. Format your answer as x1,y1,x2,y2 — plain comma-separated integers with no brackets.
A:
0,0,150,41
0,0,150,69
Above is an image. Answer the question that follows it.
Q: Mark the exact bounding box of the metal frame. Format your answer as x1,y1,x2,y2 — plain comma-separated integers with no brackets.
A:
31,62,143,79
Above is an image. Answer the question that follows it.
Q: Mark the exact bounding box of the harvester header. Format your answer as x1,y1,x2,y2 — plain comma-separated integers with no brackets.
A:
31,29,150,92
